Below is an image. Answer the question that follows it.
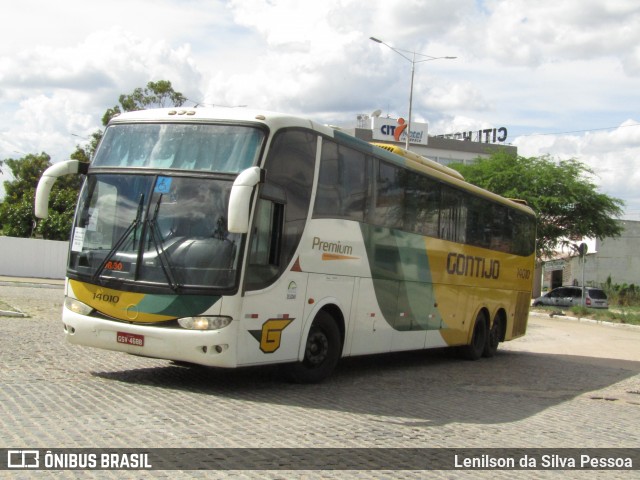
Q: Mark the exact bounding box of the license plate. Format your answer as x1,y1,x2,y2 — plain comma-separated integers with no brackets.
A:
116,331,144,347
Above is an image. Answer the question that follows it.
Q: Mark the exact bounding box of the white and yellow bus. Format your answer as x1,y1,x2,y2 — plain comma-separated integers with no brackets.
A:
35,108,536,383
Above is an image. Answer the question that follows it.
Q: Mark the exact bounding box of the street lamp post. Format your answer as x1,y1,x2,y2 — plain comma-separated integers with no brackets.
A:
370,37,456,150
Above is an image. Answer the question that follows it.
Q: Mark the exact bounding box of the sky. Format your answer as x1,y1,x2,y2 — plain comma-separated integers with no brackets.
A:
1,0,639,219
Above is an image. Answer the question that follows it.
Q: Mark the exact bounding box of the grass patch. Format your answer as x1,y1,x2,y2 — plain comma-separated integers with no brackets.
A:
531,305,640,326
602,310,640,326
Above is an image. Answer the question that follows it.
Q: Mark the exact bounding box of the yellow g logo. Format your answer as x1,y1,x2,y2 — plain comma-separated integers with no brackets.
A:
249,318,294,353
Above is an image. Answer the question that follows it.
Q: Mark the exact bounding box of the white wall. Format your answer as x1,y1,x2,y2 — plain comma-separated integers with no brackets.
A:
561,220,640,287
593,221,640,286
0,236,69,279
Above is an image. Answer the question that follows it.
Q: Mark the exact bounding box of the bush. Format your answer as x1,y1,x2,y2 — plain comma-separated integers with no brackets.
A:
603,276,640,306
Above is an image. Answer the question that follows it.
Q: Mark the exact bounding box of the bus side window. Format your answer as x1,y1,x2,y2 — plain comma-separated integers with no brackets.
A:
314,140,370,222
440,185,466,243
404,172,440,237
372,161,404,229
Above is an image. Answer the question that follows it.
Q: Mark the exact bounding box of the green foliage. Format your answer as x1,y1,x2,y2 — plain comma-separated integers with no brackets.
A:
604,309,640,325
70,130,103,163
0,153,82,240
450,150,624,260
570,305,590,317
2,153,51,202
2,79,187,240
103,80,187,125
1,196,37,237
602,275,640,306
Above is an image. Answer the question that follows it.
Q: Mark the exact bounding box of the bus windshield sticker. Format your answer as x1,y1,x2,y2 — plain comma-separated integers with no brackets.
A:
71,227,86,253
154,177,172,194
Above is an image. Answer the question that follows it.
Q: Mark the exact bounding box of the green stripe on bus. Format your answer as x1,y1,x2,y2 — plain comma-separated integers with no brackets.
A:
360,223,442,331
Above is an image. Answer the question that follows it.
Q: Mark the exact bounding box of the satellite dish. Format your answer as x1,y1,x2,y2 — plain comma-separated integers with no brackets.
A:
371,109,382,118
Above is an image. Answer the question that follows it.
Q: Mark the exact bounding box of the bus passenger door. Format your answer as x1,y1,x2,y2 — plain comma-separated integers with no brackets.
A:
236,129,318,366
238,274,309,366
238,195,309,365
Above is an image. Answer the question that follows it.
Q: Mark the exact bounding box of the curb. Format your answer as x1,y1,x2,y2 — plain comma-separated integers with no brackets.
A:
0,309,28,318
0,278,64,289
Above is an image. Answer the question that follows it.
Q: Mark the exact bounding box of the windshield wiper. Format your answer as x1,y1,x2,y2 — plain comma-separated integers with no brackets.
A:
146,194,181,291
92,194,145,283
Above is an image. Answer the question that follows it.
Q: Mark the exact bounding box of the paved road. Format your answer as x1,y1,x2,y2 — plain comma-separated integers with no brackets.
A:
1,283,639,478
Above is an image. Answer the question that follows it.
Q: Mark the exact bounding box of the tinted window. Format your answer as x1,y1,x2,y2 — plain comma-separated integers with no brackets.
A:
312,138,535,257
315,140,370,222
568,288,582,298
588,289,607,299
440,185,466,244
245,129,317,291
404,172,440,237
372,161,404,229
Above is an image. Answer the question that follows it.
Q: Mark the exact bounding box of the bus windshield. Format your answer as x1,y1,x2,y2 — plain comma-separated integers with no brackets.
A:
69,174,241,292
92,123,264,173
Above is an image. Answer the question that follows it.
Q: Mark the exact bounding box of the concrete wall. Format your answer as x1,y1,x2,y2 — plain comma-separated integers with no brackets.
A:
542,220,640,289
0,236,69,279
592,220,640,286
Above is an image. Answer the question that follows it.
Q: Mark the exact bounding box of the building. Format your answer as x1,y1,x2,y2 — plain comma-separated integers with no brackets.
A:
541,220,640,291
347,114,516,165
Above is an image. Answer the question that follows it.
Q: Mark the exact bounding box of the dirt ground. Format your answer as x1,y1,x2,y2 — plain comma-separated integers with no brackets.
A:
505,312,640,367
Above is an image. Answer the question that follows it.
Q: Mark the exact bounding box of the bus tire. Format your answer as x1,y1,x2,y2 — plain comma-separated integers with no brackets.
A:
483,315,502,358
461,312,487,361
283,311,341,384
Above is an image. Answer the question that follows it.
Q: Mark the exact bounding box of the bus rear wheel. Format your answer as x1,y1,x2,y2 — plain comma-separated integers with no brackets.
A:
461,312,487,361
283,312,341,384
483,315,503,358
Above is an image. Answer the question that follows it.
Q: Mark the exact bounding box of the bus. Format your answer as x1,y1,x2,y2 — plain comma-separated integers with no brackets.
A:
35,108,536,383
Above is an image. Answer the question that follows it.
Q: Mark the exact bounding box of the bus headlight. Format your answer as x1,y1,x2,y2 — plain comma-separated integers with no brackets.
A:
65,297,93,315
178,316,232,330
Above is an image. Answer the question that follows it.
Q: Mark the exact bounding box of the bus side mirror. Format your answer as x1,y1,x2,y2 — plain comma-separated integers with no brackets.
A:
227,167,265,233
35,160,88,219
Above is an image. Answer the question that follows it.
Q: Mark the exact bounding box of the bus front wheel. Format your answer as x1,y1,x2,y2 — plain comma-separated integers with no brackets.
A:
283,311,341,384
461,312,487,361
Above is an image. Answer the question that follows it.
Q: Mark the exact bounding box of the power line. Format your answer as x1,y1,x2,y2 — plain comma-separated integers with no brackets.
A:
518,122,640,138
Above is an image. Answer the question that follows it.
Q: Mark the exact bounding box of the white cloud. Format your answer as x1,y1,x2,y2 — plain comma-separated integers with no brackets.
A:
0,0,639,218
0,27,202,164
514,121,640,220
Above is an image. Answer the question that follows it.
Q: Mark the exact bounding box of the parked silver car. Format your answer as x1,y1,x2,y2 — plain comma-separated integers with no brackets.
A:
533,286,609,309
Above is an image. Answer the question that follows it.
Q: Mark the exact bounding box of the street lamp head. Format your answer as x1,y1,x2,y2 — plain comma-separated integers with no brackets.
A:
369,37,382,43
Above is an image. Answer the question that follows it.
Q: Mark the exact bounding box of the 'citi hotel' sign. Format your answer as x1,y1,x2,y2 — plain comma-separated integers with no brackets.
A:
371,117,508,145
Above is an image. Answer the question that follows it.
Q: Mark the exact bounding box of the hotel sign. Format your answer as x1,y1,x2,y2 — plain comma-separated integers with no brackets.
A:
371,117,429,146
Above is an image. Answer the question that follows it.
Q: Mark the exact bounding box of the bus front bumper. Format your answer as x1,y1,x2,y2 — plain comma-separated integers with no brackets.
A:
62,309,238,368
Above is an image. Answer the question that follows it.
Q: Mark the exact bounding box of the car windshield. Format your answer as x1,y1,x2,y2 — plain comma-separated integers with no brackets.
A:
69,173,241,292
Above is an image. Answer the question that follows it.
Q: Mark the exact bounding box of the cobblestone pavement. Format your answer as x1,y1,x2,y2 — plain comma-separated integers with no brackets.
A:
0,283,639,479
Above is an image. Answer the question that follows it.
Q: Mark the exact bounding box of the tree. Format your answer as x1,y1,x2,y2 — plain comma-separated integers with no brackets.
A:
70,130,103,163
76,81,187,159
450,150,624,259
2,80,187,240
0,153,82,240
102,80,187,126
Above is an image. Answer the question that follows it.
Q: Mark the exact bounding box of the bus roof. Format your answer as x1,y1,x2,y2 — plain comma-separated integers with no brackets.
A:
108,107,338,137
370,143,465,181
